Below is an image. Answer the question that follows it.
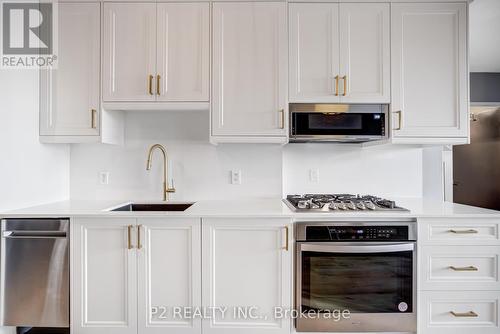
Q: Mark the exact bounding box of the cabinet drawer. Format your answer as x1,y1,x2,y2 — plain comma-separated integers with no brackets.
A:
420,246,500,291
418,218,500,245
419,291,500,334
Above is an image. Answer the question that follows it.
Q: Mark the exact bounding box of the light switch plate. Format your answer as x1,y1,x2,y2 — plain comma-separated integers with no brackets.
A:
231,170,242,185
309,169,319,183
99,171,110,185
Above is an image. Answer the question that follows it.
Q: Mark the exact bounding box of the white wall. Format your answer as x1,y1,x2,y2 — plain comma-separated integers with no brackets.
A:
0,70,70,212
70,112,430,201
470,0,500,72
283,144,424,198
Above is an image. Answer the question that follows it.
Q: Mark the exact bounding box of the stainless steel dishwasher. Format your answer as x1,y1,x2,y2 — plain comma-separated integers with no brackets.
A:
0,218,69,329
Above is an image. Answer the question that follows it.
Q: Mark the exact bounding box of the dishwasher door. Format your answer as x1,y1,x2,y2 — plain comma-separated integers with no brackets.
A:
0,219,69,327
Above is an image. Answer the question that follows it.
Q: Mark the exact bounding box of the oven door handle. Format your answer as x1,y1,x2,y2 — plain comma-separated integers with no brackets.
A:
299,242,415,253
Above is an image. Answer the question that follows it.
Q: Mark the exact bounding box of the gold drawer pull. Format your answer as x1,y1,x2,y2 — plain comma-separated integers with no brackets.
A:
148,75,154,95
334,75,339,96
450,311,478,318
393,111,402,130
282,226,289,251
156,75,161,96
342,75,347,96
449,229,478,234
127,225,134,250
449,266,479,272
137,224,142,250
91,109,97,129
279,109,285,129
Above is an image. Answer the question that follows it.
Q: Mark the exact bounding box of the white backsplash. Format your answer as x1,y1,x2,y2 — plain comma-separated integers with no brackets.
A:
283,144,424,198
70,111,283,201
69,111,435,201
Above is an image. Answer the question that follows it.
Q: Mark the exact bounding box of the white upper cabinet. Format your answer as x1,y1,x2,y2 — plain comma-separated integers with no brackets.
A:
339,3,390,103
156,3,209,102
103,3,156,102
391,3,468,143
289,3,340,102
40,2,100,140
289,3,390,103
202,218,292,334
103,3,209,106
211,2,288,141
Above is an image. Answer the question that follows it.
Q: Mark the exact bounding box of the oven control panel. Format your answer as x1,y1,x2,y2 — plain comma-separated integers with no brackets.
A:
305,225,409,241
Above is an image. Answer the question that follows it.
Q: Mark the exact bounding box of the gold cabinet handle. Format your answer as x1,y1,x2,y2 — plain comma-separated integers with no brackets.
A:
148,75,154,95
156,75,161,96
334,75,339,96
91,109,97,129
127,225,134,250
137,224,142,250
450,311,478,318
342,75,347,96
279,109,285,129
449,229,478,234
393,111,402,130
282,226,289,251
449,266,479,271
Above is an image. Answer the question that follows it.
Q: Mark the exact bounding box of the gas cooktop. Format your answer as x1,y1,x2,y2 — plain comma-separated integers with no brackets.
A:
284,194,409,212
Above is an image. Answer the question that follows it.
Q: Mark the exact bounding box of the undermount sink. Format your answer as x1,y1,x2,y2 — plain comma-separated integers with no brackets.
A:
111,203,194,212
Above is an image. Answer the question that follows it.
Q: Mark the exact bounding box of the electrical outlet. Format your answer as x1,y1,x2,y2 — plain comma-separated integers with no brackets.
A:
309,169,319,183
231,170,242,185
99,171,110,185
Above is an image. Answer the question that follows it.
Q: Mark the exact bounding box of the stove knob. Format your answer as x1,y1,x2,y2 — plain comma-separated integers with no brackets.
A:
356,202,366,210
310,202,320,209
329,203,339,210
346,201,356,210
365,201,376,210
297,200,309,209
338,203,347,210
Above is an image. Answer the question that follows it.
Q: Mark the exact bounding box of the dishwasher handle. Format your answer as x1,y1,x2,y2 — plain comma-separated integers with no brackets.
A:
2,230,67,239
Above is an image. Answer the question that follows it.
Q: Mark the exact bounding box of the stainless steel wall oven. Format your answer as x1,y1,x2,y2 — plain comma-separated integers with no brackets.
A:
295,221,417,332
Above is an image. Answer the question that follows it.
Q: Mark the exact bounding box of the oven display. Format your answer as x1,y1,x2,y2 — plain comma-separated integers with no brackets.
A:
306,226,409,241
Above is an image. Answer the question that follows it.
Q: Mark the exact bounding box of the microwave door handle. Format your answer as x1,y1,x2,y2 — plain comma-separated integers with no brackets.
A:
300,243,414,253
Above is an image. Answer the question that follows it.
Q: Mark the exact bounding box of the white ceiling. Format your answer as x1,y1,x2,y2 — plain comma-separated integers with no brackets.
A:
470,0,500,72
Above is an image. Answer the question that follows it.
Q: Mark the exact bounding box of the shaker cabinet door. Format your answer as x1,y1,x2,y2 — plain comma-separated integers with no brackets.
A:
212,2,288,137
289,3,340,102
202,218,292,334
391,3,468,139
102,3,156,102
72,218,138,334
156,3,209,102
40,2,100,137
137,218,202,334
339,3,390,103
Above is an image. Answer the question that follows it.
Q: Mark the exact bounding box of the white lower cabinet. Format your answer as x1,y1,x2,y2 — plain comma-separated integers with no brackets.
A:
419,291,500,334
202,218,292,334
137,219,201,334
417,218,500,334
72,218,201,334
72,218,138,334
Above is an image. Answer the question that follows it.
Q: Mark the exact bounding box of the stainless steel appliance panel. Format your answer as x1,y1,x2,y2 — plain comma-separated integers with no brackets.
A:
295,221,417,333
0,219,69,327
289,104,389,143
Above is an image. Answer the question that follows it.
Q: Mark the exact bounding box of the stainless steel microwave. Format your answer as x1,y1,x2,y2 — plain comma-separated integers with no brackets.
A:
289,104,389,143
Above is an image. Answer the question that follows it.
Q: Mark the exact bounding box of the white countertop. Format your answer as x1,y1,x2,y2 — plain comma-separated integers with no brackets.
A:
1,198,500,219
